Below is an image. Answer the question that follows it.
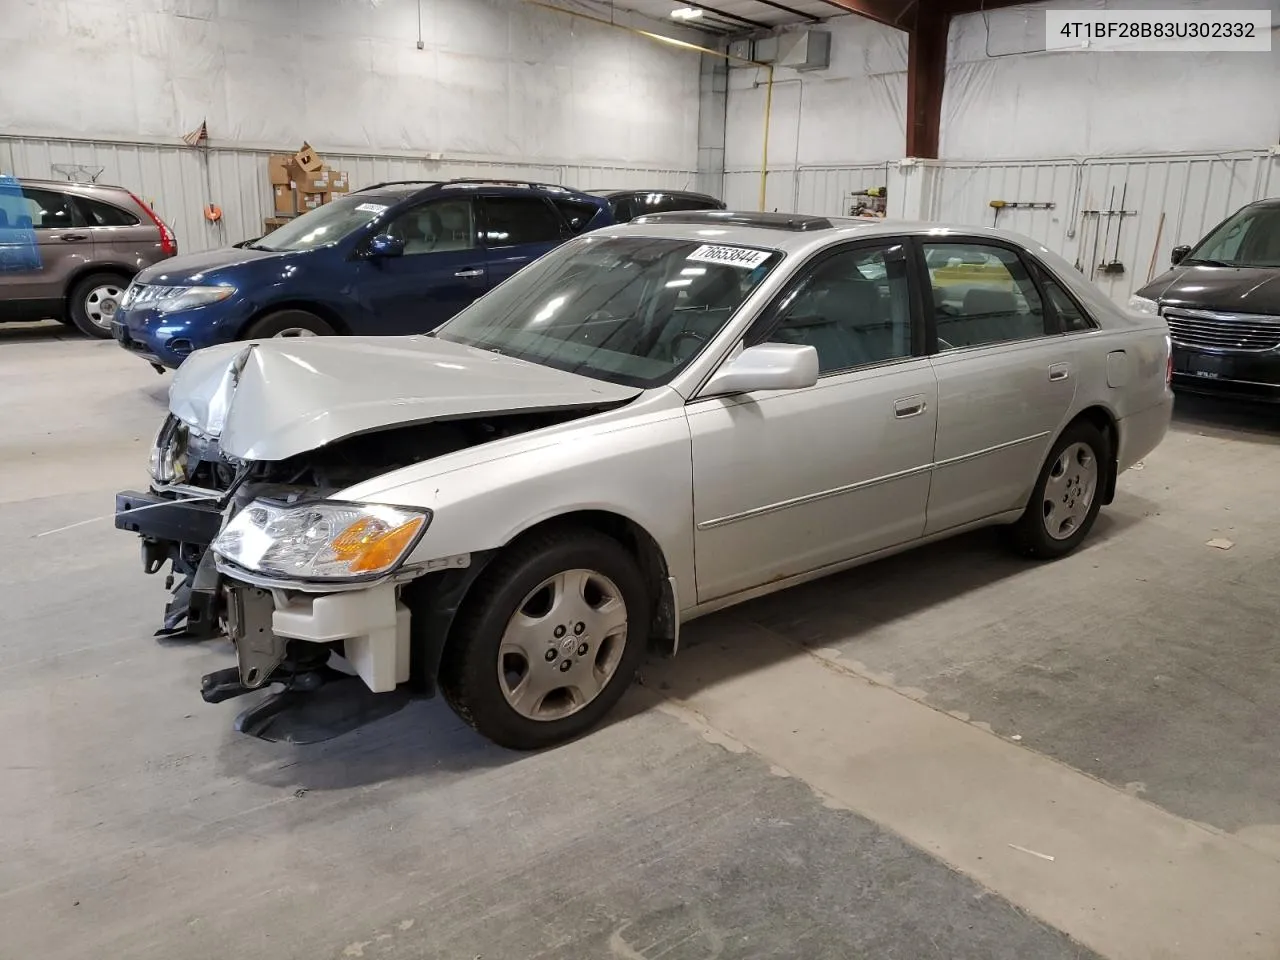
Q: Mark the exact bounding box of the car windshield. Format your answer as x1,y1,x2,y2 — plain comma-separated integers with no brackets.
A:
1186,204,1280,267
433,235,781,388
250,195,391,252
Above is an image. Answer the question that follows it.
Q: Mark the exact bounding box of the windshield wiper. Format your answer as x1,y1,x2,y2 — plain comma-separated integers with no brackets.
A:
1183,257,1235,267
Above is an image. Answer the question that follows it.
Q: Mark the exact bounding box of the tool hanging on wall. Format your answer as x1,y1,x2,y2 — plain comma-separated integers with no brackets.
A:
1099,182,1129,275
849,186,887,218
1080,187,1138,281
988,199,1055,228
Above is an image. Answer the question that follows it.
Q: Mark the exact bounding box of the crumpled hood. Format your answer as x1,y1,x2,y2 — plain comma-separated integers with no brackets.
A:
168,336,641,461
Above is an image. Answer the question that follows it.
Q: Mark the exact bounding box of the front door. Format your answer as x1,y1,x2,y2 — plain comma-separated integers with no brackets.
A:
688,238,938,602
918,238,1078,535
479,195,566,286
356,197,488,334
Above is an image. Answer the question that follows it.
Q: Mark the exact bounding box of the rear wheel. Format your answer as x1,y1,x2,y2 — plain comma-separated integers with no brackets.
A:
1008,420,1108,559
67,272,130,338
244,309,335,340
439,528,650,750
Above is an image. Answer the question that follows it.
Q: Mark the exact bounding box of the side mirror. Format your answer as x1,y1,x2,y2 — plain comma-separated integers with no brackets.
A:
700,343,819,398
367,234,405,258
1170,244,1191,266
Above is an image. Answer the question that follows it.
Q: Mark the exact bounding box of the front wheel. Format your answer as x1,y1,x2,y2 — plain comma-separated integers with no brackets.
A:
439,528,650,750
244,309,335,340
1008,421,1109,559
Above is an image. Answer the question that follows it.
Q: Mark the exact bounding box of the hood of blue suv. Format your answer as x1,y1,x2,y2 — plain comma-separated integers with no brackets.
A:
135,246,289,286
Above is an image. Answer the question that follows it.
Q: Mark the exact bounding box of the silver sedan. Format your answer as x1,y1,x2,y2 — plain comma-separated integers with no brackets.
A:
118,211,1173,750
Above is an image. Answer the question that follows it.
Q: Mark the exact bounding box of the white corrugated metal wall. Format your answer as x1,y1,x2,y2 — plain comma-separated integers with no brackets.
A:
723,151,1278,304
0,136,701,254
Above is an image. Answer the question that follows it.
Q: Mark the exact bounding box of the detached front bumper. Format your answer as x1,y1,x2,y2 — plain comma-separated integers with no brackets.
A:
115,488,225,638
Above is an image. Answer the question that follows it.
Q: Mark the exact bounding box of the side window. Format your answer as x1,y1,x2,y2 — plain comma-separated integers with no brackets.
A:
553,199,599,234
923,242,1047,350
79,197,140,227
763,242,913,375
384,199,476,255
482,197,562,247
19,188,80,230
1041,277,1094,332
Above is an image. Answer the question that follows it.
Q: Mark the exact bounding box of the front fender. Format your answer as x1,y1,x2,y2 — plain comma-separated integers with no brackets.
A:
340,403,697,615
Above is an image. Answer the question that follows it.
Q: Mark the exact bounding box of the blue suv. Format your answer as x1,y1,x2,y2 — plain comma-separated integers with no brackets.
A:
111,179,612,369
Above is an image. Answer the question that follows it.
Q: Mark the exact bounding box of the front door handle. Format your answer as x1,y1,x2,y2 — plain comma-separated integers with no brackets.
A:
59,233,89,241
454,268,484,278
894,394,927,418
1048,362,1071,382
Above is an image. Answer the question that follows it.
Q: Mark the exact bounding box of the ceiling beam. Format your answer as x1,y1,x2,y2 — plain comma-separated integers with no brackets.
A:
748,0,823,23
814,0,916,30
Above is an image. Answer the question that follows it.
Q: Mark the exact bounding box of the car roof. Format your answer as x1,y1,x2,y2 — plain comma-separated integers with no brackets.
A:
353,179,601,204
8,177,133,196
587,188,721,202
593,210,1045,255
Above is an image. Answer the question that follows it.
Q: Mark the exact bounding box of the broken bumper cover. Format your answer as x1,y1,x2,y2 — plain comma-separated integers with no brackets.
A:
203,579,415,743
115,488,223,546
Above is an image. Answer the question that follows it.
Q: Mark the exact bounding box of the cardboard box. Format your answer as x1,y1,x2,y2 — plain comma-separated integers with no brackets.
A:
297,191,328,212
272,183,296,216
291,168,333,194
263,216,291,234
328,169,350,193
268,154,292,185
292,141,323,173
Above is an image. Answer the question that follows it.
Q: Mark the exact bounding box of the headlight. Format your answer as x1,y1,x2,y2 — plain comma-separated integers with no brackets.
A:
1127,294,1159,317
153,285,236,314
212,500,431,581
148,416,188,484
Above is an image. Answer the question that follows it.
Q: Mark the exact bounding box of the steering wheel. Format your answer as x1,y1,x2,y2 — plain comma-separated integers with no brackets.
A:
668,330,709,363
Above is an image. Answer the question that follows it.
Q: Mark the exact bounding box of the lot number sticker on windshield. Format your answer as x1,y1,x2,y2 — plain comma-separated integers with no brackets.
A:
355,202,388,213
687,245,771,269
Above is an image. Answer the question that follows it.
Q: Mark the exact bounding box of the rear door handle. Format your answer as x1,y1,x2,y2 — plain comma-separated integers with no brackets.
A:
1049,362,1071,382
894,394,927,418
59,233,89,241
454,269,484,278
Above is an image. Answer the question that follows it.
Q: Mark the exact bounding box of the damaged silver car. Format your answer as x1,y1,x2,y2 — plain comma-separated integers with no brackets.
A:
116,211,1173,749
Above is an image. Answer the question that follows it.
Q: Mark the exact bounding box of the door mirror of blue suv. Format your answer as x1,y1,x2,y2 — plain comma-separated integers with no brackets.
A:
367,234,406,258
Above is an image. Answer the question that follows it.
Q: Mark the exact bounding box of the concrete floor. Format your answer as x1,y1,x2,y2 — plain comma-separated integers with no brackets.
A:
4,321,1280,960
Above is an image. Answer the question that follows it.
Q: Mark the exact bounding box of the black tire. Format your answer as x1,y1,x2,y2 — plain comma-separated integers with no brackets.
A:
439,527,651,750
67,272,131,339
243,309,335,340
1008,420,1110,559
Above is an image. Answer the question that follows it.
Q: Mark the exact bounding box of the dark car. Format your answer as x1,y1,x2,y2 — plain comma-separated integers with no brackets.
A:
0,175,177,337
1133,198,1280,401
111,179,612,370
586,189,724,224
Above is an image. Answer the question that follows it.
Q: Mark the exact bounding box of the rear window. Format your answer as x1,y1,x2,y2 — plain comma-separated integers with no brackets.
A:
79,197,140,227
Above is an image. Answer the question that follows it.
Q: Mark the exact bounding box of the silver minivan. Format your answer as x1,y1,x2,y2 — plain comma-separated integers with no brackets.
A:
0,176,177,337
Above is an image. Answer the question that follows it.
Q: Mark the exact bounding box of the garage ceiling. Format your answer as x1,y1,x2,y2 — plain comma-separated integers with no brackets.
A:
608,0,859,34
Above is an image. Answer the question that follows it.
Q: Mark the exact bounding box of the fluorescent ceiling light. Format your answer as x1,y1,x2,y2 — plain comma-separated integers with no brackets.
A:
671,6,702,19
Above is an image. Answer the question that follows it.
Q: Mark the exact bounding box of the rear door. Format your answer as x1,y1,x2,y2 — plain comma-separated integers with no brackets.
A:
1,186,91,304
74,193,154,273
479,195,568,285
355,196,488,334
917,238,1077,535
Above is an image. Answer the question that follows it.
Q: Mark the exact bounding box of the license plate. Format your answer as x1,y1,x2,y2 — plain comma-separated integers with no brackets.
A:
1187,354,1225,378
1192,369,1220,379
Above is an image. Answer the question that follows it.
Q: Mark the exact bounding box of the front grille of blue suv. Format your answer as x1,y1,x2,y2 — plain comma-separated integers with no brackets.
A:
111,179,613,370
